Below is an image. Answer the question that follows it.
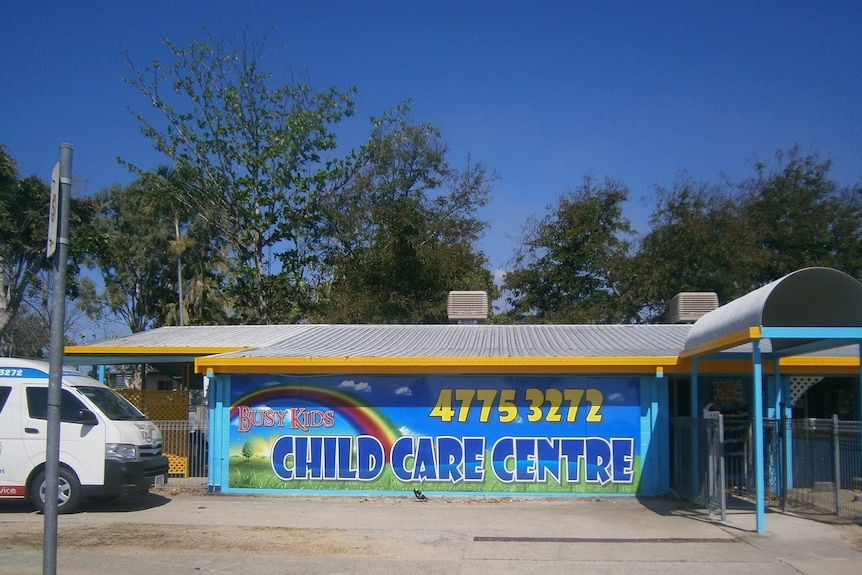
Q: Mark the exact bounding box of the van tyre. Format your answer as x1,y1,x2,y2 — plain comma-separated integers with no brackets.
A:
30,467,82,514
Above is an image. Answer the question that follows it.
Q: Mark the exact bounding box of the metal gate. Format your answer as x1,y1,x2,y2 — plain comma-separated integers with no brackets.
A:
670,415,726,520
671,415,862,519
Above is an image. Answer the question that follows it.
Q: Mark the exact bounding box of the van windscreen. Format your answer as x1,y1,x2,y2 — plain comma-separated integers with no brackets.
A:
75,386,147,421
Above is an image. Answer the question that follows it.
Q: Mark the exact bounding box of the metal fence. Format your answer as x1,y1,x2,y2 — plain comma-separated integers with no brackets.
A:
153,419,209,478
671,415,862,520
670,416,726,519
784,417,862,518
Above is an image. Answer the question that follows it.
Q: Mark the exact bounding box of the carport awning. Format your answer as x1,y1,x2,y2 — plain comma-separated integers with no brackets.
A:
681,267,862,359
679,266,862,535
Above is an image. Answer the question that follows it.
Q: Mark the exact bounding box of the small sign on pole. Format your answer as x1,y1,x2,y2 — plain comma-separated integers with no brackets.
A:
46,162,60,258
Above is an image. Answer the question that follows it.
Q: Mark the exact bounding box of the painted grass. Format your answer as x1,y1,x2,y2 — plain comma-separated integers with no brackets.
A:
228,453,641,495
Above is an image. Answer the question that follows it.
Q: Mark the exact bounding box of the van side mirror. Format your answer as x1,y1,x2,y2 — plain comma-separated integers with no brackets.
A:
76,409,99,426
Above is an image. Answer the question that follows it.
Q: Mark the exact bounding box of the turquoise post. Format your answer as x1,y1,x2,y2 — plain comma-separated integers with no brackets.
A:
752,341,766,533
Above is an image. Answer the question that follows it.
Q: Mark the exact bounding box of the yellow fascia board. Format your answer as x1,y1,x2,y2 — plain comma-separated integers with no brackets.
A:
196,355,681,376
678,327,762,359
65,345,249,356
779,356,860,369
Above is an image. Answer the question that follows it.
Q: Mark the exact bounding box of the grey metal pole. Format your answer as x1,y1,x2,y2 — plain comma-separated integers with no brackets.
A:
718,412,726,522
43,143,72,575
833,414,841,516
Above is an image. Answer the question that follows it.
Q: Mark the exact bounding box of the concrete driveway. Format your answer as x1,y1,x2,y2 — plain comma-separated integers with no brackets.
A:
1,489,860,575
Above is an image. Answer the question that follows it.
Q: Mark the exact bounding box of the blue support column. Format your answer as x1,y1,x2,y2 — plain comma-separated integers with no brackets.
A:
778,359,792,493
858,346,862,421
207,371,228,492
766,368,778,419
857,347,862,461
690,359,700,498
690,359,699,417
752,341,766,533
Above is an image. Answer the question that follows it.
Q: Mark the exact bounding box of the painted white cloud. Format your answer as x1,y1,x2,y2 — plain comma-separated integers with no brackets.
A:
395,386,412,396
339,379,372,393
399,425,415,436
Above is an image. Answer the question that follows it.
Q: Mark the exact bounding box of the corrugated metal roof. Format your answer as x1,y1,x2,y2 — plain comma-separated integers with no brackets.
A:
65,322,858,375
71,325,314,350
190,324,692,359
69,324,691,358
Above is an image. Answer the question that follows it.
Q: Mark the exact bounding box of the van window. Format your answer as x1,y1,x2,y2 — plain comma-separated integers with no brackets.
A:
26,388,90,422
0,386,10,413
74,386,147,421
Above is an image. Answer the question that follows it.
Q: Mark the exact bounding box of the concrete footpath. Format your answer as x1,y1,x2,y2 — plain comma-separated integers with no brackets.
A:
1,486,860,575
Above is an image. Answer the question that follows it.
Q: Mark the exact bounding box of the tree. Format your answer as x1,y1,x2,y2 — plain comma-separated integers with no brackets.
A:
314,107,498,323
241,441,254,461
0,144,98,354
625,174,754,322
138,165,232,326
741,148,862,285
625,149,862,323
0,146,51,352
124,32,355,324
503,176,634,323
87,182,177,333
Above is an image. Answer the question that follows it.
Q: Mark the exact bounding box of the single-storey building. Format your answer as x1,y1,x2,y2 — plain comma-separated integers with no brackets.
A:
65,267,862,532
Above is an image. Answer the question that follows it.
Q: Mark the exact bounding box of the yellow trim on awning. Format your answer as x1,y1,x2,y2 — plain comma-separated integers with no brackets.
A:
678,327,761,359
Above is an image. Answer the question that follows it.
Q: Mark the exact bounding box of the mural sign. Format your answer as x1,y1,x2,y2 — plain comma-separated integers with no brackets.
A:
228,374,641,494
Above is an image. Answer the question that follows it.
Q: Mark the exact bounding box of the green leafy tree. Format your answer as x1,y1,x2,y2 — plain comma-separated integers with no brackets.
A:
741,148,862,284
139,165,232,326
0,144,97,354
626,149,862,322
0,151,47,351
625,175,754,322
241,441,254,461
124,32,355,324
315,107,497,323
87,182,177,333
503,176,634,323
3,308,49,357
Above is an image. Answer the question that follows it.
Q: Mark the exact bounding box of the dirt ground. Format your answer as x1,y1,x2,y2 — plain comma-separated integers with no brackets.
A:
2,485,861,560
0,487,462,561
1,522,421,558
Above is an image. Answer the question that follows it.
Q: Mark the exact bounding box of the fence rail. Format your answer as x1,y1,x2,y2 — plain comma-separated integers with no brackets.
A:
671,415,862,520
670,416,725,518
785,416,862,518
153,419,208,478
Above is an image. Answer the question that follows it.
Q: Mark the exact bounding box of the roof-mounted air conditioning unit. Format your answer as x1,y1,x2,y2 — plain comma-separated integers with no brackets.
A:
447,291,489,324
669,292,719,323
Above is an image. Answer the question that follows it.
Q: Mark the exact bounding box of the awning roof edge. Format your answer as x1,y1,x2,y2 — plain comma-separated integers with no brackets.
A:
681,267,862,359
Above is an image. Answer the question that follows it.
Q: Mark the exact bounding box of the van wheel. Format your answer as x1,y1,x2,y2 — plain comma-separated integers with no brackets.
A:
30,468,82,514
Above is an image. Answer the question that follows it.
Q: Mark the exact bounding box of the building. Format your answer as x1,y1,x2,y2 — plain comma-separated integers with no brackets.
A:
65,267,862,532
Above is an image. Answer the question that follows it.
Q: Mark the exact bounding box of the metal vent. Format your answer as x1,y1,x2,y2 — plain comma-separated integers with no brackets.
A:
669,292,719,324
447,291,489,323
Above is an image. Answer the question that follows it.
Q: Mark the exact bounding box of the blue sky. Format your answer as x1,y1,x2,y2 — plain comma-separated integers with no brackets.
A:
2,1,861,280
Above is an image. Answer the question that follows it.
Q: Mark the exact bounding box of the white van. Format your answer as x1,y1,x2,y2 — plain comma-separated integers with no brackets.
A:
0,358,169,513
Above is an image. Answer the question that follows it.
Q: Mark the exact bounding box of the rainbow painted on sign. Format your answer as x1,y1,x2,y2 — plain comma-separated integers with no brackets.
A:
230,383,401,459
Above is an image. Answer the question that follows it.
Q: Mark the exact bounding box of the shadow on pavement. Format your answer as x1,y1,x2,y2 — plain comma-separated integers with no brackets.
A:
0,491,172,515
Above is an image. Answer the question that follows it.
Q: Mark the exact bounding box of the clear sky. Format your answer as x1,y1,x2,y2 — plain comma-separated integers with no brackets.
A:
2,1,861,278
